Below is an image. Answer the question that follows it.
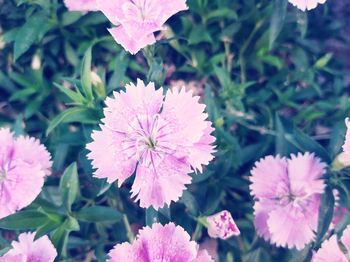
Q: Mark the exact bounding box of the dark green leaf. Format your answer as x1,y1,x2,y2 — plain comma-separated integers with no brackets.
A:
59,162,79,212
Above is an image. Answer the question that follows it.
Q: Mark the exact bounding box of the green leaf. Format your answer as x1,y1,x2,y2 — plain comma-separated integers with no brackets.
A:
59,162,79,212
315,187,335,246
76,206,122,222
292,128,331,163
14,12,49,61
81,46,93,101
269,0,288,49
0,210,47,230
54,82,86,104
46,106,100,136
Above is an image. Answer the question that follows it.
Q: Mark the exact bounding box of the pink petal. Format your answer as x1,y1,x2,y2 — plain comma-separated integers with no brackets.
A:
187,122,216,173
312,235,347,262
108,26,156,54
107,242,138,262
136,223,198,261
3,232,57,262
193,249,214,262
86,127,137,185
343,118,350,153
0,163,45,219
162,87,208,147
250,155,288,199
288,0,327,11
267,204,317,250
131,155,192,209
14,136,52,176
64,0,98,12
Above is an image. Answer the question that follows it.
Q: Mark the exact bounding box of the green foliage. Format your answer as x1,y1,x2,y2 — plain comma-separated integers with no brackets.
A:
0,0,349,261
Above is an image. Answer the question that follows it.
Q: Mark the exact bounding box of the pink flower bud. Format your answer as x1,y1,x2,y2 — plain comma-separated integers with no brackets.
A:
207,210,240,240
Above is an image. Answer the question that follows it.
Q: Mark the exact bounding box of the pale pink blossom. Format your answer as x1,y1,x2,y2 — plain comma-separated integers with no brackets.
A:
0,232,57,262
343,118,350,153
207,210,240,240
64,0,98,12
288,0,327,11
0,128,52,219
313,226,350,262
87,80,215,209
96,0,188,54
107,223,214,262
250,153,326,250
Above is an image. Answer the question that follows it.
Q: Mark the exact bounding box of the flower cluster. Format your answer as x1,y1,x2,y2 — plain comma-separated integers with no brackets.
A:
0,128,52,219
0,232,57,262
87,79,215,209
250,152,326,250
107,223,213,262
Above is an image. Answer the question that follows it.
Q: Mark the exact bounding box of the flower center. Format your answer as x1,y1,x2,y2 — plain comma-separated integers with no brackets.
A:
145,136,157,150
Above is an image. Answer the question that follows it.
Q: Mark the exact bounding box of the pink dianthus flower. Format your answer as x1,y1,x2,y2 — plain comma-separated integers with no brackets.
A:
64,0,98,12
207,210,240,240
288,0,327,11
250,152,326,250
96,0,188,54
0,128,52,219
87,80,215,209
313,226,350,262
107,223,214,262
0,232,57,262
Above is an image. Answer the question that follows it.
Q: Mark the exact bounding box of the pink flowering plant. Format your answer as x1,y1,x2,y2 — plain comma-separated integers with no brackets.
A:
1,0,350,261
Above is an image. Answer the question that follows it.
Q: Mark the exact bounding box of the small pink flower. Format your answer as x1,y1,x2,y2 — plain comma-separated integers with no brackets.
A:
343,118,350,153
64,0,98,12
207,210,240,240
250,153,326,250
107,223,214,262
313,226,350,262
87,80,215,209
288,0,327,11
0,128,52,219
199,239,218,261
0,232,57,262
96,0,188,54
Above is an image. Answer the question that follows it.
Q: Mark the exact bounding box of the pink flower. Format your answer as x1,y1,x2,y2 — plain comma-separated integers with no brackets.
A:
0,128,52,219
207,210,240,240
288,0,327,11
199,239,218,261
343,118,350,153
87,80,215,209
250,153,326,250
96,0,188,54
312,226,350,262
64,0,98,12
107,223,214,262
0,232,57,262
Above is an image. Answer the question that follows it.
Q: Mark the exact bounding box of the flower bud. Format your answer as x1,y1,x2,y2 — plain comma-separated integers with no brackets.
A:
207,210,240,240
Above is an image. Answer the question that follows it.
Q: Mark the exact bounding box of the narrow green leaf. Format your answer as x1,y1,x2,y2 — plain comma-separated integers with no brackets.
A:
54,83,85,104
269,0,288,49
315,187,335,246
0,210,47,230
81,47,93,101
76,206,122,222
59,162,79,212
46,106,100,136
14,12,49,61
